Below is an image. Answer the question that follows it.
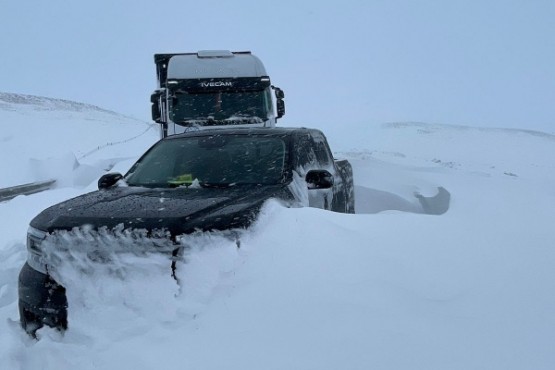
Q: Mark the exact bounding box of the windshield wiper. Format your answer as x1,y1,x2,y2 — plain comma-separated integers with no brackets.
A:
200,182,234,188
178,117,233,127
225,115,264,123
177,117,213,124
177,115,263,126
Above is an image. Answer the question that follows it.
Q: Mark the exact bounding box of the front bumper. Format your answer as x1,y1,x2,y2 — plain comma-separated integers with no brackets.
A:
18,262,68,331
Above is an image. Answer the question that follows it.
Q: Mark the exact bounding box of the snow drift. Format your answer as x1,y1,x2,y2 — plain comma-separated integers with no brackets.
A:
1,93,555,370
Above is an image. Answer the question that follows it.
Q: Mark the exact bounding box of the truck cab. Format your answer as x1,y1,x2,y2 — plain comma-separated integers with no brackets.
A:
151,50,285,138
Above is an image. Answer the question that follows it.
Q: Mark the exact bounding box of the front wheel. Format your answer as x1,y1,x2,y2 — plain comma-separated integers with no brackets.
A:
19,300,68,337
19,302,43,337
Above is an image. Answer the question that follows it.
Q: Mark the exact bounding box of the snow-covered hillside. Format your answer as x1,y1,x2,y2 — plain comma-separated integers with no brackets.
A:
0,92,157,188
1,94,555,369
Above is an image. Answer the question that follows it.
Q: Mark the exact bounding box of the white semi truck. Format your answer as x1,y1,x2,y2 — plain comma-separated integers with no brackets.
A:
150,50,285,138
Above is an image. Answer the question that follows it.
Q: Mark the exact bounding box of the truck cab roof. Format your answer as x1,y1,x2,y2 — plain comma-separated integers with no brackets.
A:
158,50,268,80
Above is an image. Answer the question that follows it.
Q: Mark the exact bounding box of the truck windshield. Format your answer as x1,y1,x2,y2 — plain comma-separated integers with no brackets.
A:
125,135,287,188
170,90,271,125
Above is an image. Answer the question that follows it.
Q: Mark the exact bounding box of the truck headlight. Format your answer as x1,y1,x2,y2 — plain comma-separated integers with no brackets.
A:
26,226,48,274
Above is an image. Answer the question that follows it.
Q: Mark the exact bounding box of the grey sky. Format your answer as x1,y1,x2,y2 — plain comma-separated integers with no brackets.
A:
1,1,553,132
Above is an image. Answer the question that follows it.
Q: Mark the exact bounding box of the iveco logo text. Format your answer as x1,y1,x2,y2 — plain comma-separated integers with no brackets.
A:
200,81,233,87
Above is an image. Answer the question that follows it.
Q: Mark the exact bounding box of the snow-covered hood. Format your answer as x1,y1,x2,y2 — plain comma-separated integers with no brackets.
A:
30,184,293,235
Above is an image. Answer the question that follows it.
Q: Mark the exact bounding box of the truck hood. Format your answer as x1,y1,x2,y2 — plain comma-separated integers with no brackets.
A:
30,184,292,235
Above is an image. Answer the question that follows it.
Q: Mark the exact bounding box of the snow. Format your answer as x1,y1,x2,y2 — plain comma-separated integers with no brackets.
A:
0,92,156,188
1,94,555,369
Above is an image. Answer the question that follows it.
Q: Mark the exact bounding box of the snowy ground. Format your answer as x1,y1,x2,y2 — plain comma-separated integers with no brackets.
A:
1,93,555,369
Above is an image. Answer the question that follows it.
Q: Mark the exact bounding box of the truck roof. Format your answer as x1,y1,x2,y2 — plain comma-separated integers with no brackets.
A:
164,50,268,79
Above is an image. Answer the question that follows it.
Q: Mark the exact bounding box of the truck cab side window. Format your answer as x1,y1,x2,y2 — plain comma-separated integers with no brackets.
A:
311,133,332,166
294,135,317,171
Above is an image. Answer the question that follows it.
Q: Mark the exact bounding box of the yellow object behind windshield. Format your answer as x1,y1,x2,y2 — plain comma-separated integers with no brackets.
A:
168,174,194,186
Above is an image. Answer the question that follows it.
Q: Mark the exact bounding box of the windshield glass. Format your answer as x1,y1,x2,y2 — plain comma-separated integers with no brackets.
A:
125,135,287,188
170,90,271,125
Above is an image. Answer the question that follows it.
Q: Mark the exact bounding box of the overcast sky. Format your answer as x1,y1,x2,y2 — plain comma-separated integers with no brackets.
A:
1,1,554,132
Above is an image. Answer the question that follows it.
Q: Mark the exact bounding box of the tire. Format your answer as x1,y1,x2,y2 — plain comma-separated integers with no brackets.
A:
19,300,68,337
19,301,42,337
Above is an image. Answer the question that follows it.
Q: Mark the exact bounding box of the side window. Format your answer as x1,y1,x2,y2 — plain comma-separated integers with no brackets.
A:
311,133,332,166
294,135,315,170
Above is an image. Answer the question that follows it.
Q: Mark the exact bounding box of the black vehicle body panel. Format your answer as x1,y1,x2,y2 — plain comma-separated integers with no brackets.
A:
19,127,354,334
18,262,68,331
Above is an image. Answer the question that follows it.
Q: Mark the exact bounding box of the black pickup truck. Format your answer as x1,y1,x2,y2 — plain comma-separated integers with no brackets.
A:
18,127,355,333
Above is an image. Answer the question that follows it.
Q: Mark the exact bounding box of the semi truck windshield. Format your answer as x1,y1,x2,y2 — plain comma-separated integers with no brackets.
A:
171,90,271,125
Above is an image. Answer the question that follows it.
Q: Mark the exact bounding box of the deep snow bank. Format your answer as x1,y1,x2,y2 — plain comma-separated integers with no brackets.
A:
1,95,555,369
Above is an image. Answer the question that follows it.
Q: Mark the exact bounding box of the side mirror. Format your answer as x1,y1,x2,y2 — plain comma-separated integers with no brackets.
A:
276,98,285,119
272,86,285,119
151,91,163,123
98,173,123,190
273,87,284,99
305,170,334,189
